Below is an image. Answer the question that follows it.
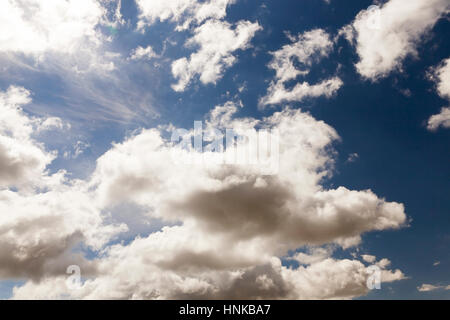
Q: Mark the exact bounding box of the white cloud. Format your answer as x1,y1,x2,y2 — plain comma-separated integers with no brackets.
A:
0,0,159,123
13,244,405,300
0,2,412,299
0,0,118,76
129,46,158,61
0,86,55,189
135,0,236,31
427,58,450,131
347,153,359,163
171,20,261,91
260,29,343,107
348,0,449,80
361,254,376,264
417,283,450,292
430,58,450,100
293,247,333,265
427,107,450,131
63,141,91,160
8,103,406,299
261,77,343,106
0,0,105,55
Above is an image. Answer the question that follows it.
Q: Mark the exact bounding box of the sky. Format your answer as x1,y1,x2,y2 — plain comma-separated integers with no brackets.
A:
0,0,449,300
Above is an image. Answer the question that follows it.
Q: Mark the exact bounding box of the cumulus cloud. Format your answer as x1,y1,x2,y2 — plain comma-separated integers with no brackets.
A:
427,58,450,131
0,86,407,299
346,0,449,80
171,20,261,91
427,107,450,131
135,0,236,31
260,29,343,107
0,86,125,282
7,101,406,299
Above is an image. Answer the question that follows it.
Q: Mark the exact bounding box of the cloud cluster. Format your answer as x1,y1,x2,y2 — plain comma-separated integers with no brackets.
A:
347,0,449,80
428,58,450,131
136,0,261,91
260,29,343,107
1,96,407,299
417,283,450,292
0,0,105,55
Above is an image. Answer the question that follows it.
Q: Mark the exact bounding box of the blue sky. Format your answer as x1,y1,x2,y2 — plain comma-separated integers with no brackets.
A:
0,0,448,299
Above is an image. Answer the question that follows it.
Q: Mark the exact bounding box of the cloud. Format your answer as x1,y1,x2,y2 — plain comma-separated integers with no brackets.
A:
135,0,236,31
0,0,105,55
12,243,405,300
0,0,116,74
347,153,359,163
347,0,449,80
0,90,407,298
430,57,450,100
260,29,343,107
7,102,407,299
417,283,450,292
427,107,450,131
427,58,450,131
0,0,161,124
260,77,343,107
361,254,376,264
171,20,262,91
0,2,410,299
129,46,158,61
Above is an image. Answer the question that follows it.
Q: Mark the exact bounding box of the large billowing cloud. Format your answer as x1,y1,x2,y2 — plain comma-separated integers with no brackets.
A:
347,0,449,80
2,97,407,299
427,57,450,131
171,20,261,91
260,29,343,107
